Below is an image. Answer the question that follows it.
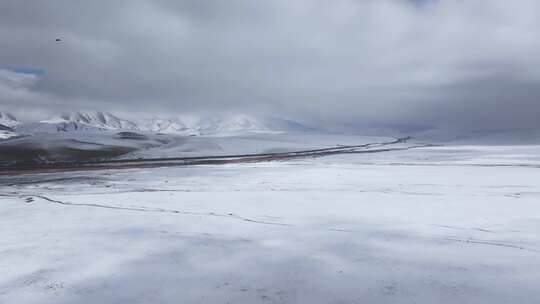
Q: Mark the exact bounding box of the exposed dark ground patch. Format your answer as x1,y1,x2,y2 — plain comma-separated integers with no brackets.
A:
0,124,13,132
115,132,150,141
0,142,135,165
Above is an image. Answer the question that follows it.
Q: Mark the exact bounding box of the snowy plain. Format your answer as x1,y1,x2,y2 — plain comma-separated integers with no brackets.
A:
1,142,540,303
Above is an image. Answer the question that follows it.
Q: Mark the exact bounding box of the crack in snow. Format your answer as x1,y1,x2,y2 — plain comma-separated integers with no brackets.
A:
16,194,294,227
444,237,540,253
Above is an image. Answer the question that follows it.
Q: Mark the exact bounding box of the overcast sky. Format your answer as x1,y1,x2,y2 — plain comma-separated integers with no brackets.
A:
1,0,540,130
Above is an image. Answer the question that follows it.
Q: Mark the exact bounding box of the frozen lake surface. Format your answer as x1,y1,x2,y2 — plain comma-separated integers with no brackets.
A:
1,144,540,303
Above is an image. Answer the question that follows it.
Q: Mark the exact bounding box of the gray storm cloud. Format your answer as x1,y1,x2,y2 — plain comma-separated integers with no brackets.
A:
1,0,539,129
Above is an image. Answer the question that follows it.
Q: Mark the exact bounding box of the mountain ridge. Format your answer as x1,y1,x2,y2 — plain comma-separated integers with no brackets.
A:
9,111,313,136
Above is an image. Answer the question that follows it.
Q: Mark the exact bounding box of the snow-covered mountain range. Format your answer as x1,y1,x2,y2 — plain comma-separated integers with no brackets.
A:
44,112,139,131
1,111,312,137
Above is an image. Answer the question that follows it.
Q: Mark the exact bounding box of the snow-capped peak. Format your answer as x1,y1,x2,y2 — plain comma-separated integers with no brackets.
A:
192,113,314,135
43,112,139,131
0,112,19,128
193,114,271,135
139,117,188,134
